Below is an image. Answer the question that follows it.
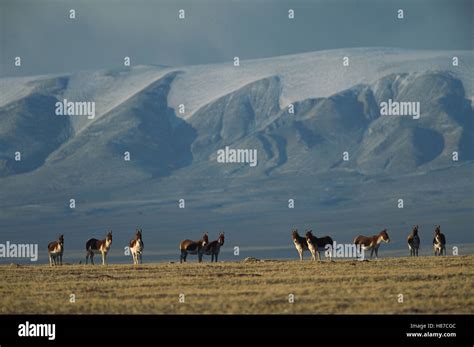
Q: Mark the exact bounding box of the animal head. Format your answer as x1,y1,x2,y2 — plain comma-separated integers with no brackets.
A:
305,230,314,239
106,231,113,244
413,225,419,236
136,229,142,240
218,232,225,245
291,229,299,239
380,229,390,243
58,234,64,244
434,226,444,243
201,232,209,246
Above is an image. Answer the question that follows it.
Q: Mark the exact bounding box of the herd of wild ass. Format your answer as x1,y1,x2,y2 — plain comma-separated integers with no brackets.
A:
291,225,446,261
46,230,225,266
46,225,446,266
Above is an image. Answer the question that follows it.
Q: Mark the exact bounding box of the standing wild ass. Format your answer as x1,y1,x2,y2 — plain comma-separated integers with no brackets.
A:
48,235,64,266
433,225,446,256
130,229,144,264
86,231,113,265
305,230,333,261
407,225,420,256
204,232,225,262
353,229,390,259
179,232,209,263
291,229,310,261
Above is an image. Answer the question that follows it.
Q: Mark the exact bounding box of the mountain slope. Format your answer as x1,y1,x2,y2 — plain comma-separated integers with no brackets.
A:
0,48,472,209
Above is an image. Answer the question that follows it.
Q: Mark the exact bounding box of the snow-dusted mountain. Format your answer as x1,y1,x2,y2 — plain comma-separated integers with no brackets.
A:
0,48,473,259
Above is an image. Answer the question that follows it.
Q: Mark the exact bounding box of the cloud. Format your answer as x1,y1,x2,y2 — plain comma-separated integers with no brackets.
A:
1,0,472,76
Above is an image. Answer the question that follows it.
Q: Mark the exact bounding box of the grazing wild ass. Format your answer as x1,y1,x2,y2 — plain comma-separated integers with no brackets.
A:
130,229,144,264
179,232,209,263
204,232,225,262
407,225,420,256
48,235,64,266
353,229,390,259
291,229,310,261
305,230,334,261
433,225,446,256
86,231,113,265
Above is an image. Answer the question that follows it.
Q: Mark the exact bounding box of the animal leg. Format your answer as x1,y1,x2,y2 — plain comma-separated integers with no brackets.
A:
298,250,303,261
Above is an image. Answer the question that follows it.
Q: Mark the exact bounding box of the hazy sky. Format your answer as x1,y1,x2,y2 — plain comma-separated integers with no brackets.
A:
0,0,472,76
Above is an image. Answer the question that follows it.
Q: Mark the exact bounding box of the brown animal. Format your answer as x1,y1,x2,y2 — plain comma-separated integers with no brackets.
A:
179,232,209,263
305,230,333,261
86,231,113,265
204,232,225,262
433,225,446,256
48,234,64,266
353,229,390,259
407,225,420,256
130,229,144,264
291,229,309,261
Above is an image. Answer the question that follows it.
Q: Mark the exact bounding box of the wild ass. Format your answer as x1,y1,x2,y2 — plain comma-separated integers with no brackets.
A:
353,229,390,259
48,234,64,266
407,225,420,256
130,229,144,264
433,225,446,256
86,231,113,265
291,229,310,261
305,230,333,261
204,232,225,262
179,232,209,263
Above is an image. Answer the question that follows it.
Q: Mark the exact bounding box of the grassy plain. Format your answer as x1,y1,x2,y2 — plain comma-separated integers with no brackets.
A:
0,256,472,314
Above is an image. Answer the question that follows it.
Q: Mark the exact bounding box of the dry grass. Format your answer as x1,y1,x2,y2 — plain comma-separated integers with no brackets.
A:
0,256,473,314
